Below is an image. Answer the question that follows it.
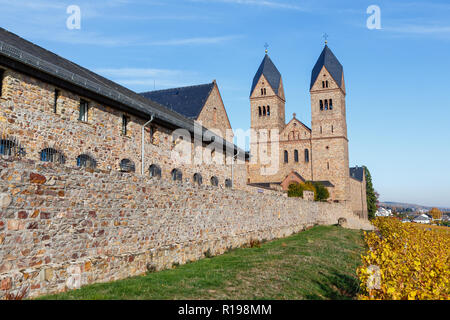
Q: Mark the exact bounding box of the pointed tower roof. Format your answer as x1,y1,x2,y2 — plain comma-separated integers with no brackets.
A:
310,45,343,90
250,54,282,96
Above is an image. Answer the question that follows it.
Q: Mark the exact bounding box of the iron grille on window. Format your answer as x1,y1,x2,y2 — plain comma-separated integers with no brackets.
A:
120,159,135,173
193,173,203,186
76,154,97,169
210,176,219,187
40,148,65,164
0,138,25,158
149,164,162,179
171,169,182,182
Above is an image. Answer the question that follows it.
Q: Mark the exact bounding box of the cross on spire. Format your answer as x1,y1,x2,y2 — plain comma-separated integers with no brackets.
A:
264,42,269,54
323,33,329,45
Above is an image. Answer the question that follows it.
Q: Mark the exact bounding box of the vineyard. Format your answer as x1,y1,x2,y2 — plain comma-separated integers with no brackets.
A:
357,218,450,300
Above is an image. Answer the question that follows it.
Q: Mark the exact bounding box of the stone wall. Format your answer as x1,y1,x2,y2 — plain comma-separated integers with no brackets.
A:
0,158,372,299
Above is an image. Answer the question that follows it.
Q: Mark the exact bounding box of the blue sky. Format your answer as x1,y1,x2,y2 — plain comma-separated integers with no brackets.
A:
1,0,449,207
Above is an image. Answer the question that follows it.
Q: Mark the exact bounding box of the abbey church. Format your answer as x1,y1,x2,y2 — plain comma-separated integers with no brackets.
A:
247,45,368,218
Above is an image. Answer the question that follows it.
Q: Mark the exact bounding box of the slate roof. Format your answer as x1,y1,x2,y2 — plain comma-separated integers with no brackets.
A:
0,27,249,157
139,83,214,120
313,181,335,188
350,167,365,182
310,45,343,90
250,54,282,96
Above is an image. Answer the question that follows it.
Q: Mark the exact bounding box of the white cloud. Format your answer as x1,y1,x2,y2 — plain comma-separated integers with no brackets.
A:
385,25,450,35
147,35,243,46
94,68,203,91
190,0,307,11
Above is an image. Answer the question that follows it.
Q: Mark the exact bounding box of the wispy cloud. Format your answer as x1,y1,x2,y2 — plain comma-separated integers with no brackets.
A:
385,25,450,35
190,0,307,11
94,68,202,91
147,35,243,46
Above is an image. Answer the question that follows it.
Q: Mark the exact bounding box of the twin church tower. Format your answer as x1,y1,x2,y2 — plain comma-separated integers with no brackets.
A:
248,44,352,205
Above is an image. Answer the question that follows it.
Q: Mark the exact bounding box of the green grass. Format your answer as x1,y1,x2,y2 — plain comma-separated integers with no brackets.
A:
39,225,366,300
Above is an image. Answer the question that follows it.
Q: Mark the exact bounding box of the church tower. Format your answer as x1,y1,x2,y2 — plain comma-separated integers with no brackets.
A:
250,53,285,132
310,44,350,204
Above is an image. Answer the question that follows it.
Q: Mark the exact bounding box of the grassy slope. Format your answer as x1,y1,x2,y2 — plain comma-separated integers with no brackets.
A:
39,225,366,300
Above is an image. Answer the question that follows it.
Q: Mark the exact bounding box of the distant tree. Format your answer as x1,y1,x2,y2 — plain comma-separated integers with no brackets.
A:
363,166,378,220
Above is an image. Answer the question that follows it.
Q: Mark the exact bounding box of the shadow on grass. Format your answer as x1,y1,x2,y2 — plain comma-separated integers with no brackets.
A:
304,270,360,300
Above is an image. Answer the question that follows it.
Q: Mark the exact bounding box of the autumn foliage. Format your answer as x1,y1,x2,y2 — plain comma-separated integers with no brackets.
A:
357,218,450,300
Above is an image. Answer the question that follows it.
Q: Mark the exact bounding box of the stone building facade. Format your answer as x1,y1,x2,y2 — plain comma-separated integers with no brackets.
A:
0,27,246,191
248,45,367,218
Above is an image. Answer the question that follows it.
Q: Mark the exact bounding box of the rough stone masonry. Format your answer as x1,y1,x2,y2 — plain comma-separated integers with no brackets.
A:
0,158,372,299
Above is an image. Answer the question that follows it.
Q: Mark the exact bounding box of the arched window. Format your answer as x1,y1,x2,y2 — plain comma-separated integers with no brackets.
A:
40,148,65,164
267,105,270,116
263,88,267,95
324,100,328,110
263,106,266,116
284,150,288,163
225,179,232,188
210,176,219,187
149,164,162,179
193,173,203,186
258,106,262,117
294,150,299,163
120,159,135,173
76,154,97,169
322,81,325,88
329,99,333,110
320,100,323,111
261,88,264,95
326,80,329,88
304,149,310,163
171,168,182,182
0,139,24,157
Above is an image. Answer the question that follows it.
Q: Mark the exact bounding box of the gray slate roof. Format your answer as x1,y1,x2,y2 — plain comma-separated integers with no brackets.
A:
310,45,343,89
250,54,281,96
0,27,248,157
350,167,364,182
139,83,214,120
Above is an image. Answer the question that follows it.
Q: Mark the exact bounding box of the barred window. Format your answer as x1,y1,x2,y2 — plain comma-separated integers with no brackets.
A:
193,173,203,186
304,149,310,163
79,99,89,122
149,164,162,179
210,176,219,187
40,148,65,164
120,159,135,173
76,154,97,169
171,169,182,182
0,139,25,157
284,150,288,163
225,179,232,188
